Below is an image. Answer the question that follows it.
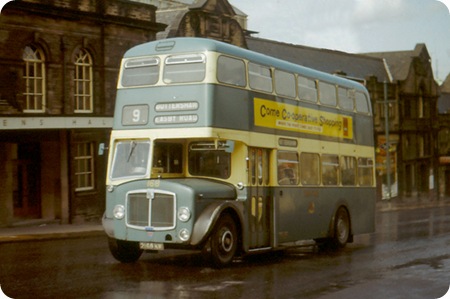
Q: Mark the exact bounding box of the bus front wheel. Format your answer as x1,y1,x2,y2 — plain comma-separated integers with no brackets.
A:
108,238,143,263
210,214,238,267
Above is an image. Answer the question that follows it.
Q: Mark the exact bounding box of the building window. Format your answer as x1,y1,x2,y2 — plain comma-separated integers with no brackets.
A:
74,49,93,113
75,142,95,191
23,45,46,112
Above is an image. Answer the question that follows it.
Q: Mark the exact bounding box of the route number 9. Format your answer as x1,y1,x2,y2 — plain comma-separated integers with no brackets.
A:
122,105,149,126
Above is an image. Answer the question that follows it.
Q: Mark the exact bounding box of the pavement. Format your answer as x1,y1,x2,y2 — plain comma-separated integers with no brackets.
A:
1,195,450,244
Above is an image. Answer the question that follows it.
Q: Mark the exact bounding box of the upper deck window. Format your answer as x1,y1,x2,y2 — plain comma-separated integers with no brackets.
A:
355,91,370,114
121,57,160,87
297,77,318,103
338,87,355,111
164,54,206,84
249,63,273,93
319,82,337,106
275,70,296,98
217,56,246,87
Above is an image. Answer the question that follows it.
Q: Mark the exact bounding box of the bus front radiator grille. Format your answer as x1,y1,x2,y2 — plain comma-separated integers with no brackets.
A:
127,192,175,229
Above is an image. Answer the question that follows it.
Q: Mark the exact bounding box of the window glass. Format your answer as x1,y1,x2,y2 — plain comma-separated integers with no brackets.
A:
300,153,320,185
122,57,160,87
249,62,272,92
319,82,337,106
358,158,374,186
23,45,46,112
152,142,183,175
249,148,256,185
74,49,93,112
277,151,299,185
75,142,94,191
322,154,339,185
338,87,354,111
164,54,206,84
274,69,296,98
298,77,318,102
188,141,231,179
341,156,356,186
217,56,246,87
111,140,151,180
356,91,370,113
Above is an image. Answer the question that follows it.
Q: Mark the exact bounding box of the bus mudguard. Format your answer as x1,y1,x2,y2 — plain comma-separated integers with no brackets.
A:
190,200,244,247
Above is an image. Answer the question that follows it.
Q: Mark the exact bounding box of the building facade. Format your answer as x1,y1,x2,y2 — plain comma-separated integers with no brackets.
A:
0,0,165,226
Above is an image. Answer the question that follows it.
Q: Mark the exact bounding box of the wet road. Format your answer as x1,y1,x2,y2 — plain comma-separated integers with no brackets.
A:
1,204,450,299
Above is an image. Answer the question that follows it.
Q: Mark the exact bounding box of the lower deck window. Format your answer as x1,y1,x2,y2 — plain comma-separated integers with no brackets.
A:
277,151,299,185
188,141,231,179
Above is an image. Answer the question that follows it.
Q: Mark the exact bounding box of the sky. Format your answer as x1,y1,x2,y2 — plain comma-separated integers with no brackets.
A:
228,0,450,83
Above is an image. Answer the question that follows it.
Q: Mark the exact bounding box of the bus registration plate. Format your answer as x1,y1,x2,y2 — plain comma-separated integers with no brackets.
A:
139,242,164,250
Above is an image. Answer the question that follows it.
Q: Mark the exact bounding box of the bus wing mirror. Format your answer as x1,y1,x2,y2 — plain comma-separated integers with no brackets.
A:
98,143,108,156
224,140,235,153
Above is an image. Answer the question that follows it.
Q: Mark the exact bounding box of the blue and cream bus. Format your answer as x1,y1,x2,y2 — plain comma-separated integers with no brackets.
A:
102,37,376,267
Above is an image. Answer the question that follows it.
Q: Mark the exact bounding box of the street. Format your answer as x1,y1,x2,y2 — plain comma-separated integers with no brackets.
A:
1,203,450,299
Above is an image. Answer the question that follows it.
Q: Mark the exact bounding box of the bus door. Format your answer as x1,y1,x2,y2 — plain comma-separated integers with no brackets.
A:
247,148,271,249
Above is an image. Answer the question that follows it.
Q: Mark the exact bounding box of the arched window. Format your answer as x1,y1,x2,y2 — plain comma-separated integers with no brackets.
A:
23,45,46,112
74,49,93,113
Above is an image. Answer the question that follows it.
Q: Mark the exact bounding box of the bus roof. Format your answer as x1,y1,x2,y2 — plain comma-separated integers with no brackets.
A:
124,37,367,92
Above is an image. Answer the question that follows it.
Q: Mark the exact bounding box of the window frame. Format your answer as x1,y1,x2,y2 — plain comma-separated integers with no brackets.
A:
217,55,246,87
23,45,46,113
248,62,273,93
74,49,94,113
300,152,320,185
74,142,95,192
274,69,296,98
277,151,299,185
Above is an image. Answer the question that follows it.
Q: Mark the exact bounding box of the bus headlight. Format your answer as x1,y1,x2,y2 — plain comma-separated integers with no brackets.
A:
179,228,190,241
177,207,191,222
113,205,125,220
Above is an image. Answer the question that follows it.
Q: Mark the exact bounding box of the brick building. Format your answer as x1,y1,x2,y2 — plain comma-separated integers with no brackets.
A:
0,0,165,226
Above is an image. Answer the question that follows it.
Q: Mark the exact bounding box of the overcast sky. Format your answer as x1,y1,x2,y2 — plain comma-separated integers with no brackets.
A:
228,0,450,83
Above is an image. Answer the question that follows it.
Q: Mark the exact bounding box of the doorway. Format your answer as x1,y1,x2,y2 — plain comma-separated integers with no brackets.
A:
247,147,271,249
13,143,41,219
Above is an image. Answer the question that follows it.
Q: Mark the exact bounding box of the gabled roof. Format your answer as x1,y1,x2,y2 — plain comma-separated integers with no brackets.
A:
154,0,238,39
364,44,430,81
246,37,390,82
442,73,450,93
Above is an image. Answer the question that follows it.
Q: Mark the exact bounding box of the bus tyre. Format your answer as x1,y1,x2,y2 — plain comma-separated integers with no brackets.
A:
210,214,238,267
108,237,143,263
332,207,350,248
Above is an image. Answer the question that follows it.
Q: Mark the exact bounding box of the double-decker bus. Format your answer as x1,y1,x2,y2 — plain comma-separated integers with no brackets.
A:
102,37,376,267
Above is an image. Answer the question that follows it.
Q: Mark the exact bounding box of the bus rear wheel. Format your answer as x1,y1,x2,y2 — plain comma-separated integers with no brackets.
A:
210,214,238,267
333,207,350,248
108,238,143,263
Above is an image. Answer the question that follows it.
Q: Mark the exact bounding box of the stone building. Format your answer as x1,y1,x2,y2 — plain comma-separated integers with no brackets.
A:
136,0,247,47
437,75,450,195
0,0,165,226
